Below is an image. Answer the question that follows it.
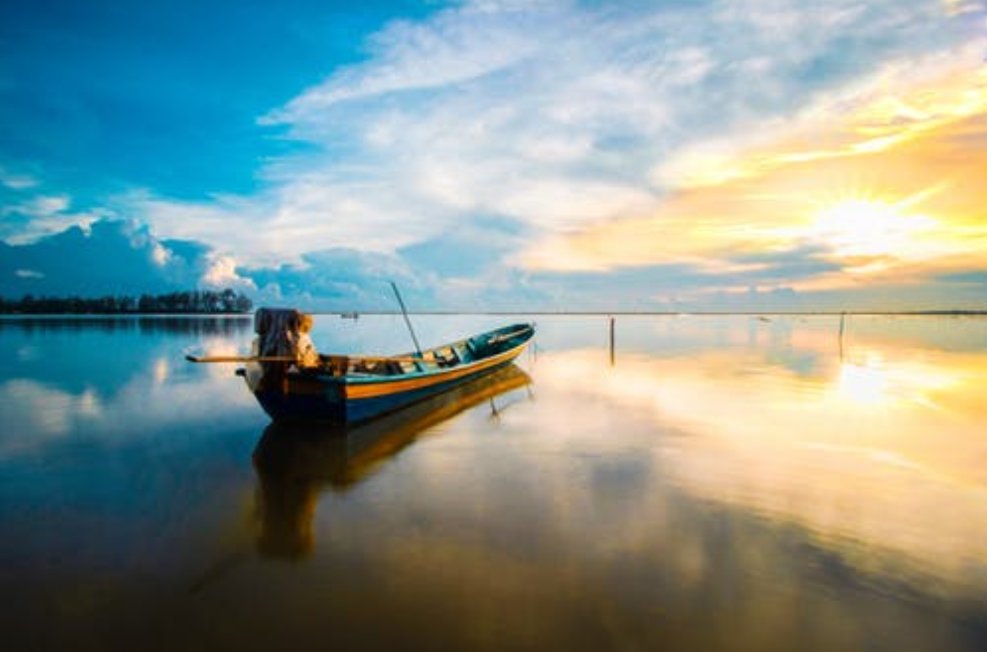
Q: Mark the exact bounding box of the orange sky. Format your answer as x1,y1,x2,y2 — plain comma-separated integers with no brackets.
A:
519,54,987,300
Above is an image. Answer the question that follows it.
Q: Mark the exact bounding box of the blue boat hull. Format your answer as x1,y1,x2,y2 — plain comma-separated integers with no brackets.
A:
253,357,518,424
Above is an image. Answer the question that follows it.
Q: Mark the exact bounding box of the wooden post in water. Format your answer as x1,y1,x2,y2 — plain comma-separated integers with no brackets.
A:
838,312,847,361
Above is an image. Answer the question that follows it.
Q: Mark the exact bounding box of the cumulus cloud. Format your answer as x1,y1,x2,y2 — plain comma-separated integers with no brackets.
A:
0,219,221,297
202,254,255,290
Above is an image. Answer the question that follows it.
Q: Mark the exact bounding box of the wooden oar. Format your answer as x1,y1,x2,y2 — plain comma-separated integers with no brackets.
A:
185,354,297,363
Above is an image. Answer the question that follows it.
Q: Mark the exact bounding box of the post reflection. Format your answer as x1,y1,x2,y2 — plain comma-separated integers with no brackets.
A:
251,365,532,559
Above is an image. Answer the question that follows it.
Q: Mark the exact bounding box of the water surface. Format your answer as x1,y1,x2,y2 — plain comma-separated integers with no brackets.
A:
1,314,985,650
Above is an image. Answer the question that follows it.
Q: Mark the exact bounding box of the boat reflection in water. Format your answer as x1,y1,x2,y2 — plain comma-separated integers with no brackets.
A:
251,364,532,558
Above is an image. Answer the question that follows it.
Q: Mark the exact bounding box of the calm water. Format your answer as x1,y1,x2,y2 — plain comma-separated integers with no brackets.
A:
1,314,986,650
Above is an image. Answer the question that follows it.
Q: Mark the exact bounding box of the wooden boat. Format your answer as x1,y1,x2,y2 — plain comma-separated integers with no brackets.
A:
236,312,535,424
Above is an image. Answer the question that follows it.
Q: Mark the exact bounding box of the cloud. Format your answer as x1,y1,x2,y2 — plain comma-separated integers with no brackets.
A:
726,245,844,284
4,0,985,310
241,247,436,310
0,167,39,191
0,192,110,245
655,42,987,189
398,216,523,279
0,219,220,297
942,0,985,16
202,255,254,289
520,47,987,302
0,217,529,310
126,0,982,272
261,0,548,122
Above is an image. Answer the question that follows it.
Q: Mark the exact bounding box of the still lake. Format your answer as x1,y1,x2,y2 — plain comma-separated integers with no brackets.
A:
1,313,986,650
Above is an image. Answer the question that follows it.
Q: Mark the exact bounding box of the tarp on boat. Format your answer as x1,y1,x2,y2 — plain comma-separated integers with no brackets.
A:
254,308,303,358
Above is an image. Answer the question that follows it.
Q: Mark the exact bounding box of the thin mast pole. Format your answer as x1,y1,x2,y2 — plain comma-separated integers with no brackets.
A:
390,281,423,358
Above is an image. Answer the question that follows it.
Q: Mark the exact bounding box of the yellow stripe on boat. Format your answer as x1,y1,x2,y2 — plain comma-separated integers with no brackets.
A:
343,344,524,400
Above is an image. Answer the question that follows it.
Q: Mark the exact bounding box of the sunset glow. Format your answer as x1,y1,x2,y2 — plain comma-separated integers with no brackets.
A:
515,50,987,308
2,0,986,310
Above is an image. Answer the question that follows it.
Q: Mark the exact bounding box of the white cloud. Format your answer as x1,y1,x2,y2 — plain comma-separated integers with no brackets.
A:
0,168,39,191
0,192,110,244
107,0,985,293
13,194,70,216
262,0,559,125
654,39,987,189
942,0,986,16
150,242,171,266
201,254,256,290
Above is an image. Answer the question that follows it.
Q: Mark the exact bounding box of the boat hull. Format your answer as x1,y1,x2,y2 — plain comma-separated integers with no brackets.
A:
245,323,534,424
253,356,519,424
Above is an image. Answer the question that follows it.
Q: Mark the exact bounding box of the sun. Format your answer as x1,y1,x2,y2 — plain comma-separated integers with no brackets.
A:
808,197,937,263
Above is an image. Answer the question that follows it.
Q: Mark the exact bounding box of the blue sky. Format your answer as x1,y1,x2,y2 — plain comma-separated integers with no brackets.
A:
2,0,986,310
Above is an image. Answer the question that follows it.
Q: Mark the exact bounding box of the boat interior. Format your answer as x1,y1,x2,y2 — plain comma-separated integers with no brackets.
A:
310,325,532,379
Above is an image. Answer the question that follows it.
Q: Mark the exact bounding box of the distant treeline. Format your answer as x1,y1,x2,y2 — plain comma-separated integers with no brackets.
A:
0,289,253,314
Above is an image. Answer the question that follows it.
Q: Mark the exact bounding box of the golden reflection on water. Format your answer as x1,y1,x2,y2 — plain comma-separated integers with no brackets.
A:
536,318,987,601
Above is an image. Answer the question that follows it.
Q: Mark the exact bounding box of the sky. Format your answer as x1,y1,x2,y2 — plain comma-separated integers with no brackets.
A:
1,0,986,311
